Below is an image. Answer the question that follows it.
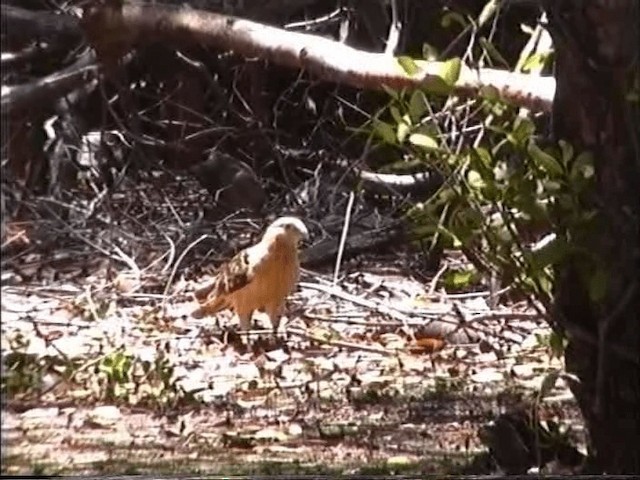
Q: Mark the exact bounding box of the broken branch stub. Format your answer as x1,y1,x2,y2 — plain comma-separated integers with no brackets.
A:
81,0,136,68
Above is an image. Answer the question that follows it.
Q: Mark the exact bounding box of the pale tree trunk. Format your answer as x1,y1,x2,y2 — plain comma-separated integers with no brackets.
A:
543,0,640,473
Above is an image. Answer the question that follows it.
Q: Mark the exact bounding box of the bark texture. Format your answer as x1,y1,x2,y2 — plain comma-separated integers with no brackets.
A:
544,0,640,473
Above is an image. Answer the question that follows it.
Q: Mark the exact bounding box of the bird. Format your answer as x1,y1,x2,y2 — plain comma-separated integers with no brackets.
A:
192,216,309,332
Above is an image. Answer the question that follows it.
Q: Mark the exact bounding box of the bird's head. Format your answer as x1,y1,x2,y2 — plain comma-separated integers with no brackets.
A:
264,216,309,244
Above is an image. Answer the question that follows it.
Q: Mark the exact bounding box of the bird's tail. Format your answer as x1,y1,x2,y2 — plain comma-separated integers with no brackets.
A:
191,295,228,319
194,278,219,301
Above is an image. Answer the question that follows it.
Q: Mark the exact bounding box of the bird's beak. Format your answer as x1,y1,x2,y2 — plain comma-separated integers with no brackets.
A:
297,229,309,246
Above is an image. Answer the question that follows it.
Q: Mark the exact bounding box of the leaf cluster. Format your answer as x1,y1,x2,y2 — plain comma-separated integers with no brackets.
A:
366,57,600,312
94,347,196,408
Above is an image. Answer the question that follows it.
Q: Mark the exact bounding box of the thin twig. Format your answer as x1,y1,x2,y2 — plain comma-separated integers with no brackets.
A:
428,262,448,296
161,234,208,311
332,191,355,285
112,245,141,274
385,0,401,55
301,281,412,323
287,326,399,356
163,194,185,230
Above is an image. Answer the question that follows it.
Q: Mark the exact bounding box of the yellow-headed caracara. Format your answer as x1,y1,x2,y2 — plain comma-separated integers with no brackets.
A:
192,216,309,331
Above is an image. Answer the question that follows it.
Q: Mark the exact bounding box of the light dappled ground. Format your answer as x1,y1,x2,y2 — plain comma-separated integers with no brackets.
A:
1,265,583,475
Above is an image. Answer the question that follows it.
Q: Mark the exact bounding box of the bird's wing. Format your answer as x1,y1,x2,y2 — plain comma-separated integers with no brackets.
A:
191,250,254,319
197,240,271,302
213,249,253,296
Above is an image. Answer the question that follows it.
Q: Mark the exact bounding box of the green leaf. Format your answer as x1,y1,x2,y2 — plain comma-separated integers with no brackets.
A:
570,151,595,181
528,142,564,176
390,106,403,125
467,170,485,189
412,123,440,147
381,85,399,101
439,57,462,87
542,179,562,192
559,140,574,165
397,122,410,143
445,153,460,166
434,220,465,247
473,147,493,168
408,133,438,150
444,269,477,289
421,58,462,96
441,11,468,30
397,56,420,76
408,90,428,123
548,331,567,358
521,52,551,73
479,37,509,68
510,117,536,146
537,274,554,298
423,77,453,96
489,101,508,117
373,119,397,144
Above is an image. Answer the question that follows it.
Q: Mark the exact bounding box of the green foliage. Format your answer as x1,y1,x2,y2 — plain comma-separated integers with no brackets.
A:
365,41,599,308
433,376,465,394
520,51,553,73
479,37,510,68
396,55,461,97
441,10,469,30
98,349,134,399
406,110,597,304
1,330,196,409
536,331,568,359
2,350,46,397
1,332,58,397
95,348,195,408
397,56,421,76
443,268,479,290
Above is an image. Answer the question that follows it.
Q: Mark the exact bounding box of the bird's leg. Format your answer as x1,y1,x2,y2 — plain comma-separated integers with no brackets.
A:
264,302,285,336
236,309,254,331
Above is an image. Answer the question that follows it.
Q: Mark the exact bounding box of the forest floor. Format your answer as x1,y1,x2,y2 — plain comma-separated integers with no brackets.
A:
1,176,585,476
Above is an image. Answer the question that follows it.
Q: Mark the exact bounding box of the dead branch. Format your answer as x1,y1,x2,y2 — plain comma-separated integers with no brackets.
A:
1,43,60,70
300,220,405,267
1,50,98,114
355,169,444,198
81,1,555,112
1,5,81,43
